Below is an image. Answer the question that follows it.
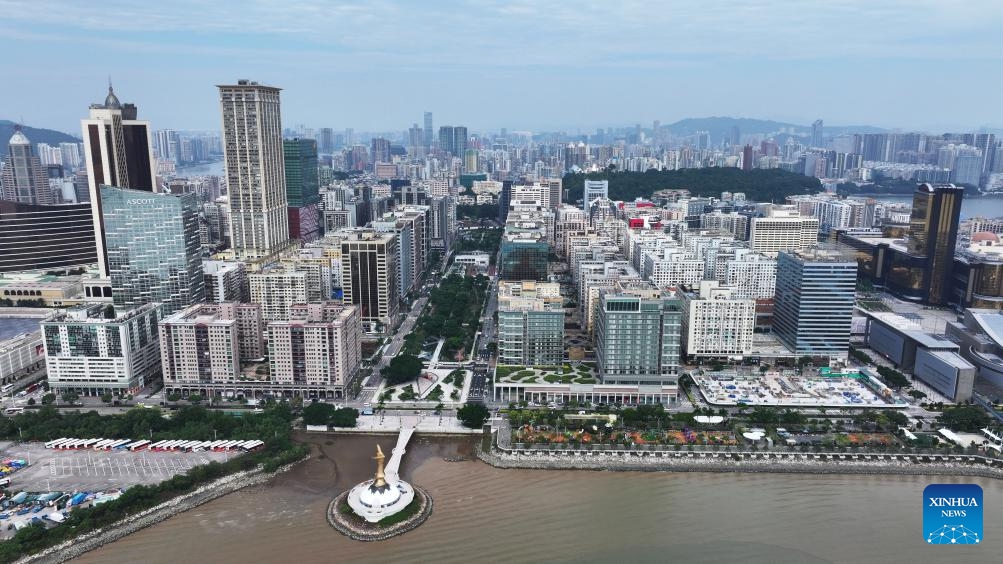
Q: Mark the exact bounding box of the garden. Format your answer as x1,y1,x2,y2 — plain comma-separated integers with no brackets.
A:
495,363,597,385
512,424,738,447
377,368,468,407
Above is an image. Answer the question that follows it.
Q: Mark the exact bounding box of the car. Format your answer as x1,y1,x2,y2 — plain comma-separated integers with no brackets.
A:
0,513,9,520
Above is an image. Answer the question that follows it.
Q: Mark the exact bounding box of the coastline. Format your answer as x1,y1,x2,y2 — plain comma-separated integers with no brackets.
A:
478,447,1003,479
17,457,309,564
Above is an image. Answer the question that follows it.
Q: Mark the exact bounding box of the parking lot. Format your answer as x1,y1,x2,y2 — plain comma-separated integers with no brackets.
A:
0,442,232,493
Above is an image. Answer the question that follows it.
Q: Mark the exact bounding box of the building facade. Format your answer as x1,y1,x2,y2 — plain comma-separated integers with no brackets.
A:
101,186,204,315
773,248,857,358
497,281,564,367
218,80,290,260
594,284,683,386
42,303,162,395
159,302,264,390
340,230,400,332
1,128,52,205
267,302,361,399
0,201,97,273
680,281,755,358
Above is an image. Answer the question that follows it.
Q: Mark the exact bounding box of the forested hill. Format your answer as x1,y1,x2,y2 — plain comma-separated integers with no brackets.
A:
0,120,80,156
563,168,823,204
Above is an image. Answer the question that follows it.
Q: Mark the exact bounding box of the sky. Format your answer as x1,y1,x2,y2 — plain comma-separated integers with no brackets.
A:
2,0,1002,136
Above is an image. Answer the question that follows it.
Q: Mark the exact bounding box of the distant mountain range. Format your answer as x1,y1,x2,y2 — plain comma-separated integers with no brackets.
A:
0,120,80,157
665,116,888,142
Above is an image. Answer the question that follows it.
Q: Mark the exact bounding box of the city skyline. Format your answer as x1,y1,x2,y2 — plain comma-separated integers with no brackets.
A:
3,0,1003,133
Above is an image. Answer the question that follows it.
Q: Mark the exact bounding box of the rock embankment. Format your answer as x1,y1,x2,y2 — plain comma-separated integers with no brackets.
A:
478,448,1003,479
327,486,433,542
19,458,307,564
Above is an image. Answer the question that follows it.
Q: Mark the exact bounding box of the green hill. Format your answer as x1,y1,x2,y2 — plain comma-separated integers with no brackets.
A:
564,168,822,204
665,116,887,142
0,120,80,157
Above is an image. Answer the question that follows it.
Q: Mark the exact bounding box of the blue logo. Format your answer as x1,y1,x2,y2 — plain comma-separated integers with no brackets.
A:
923,484,983,545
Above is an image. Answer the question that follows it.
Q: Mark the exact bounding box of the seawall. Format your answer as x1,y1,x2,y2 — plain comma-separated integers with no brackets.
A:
18,457,309,564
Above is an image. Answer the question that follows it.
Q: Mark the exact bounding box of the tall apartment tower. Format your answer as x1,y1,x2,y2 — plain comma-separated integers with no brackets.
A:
907,183,963,305
773,248,857,358
1,127,53,205
218,80,289,261
423,112,434,149
101,186,205,315
81,83,158,277
340,230,400,333
283,138,320,242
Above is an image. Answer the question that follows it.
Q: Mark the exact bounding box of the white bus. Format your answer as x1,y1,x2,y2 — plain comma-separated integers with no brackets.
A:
148,440,168,451
93,439,116,450
1,384,14,395
127,440,151,451
45,438,69,449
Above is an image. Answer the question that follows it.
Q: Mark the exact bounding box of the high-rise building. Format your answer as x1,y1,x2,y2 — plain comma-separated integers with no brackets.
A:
423,112,434,149
907,183,963,305
370,137,391,164
159,303,265,391
749,206,820,256
43,303,163,395
80,84,157,276
594,283,683,385
284,138,321,242
249,268,309,322
437,125,467,158
497,281,565,367
318,127,334,154
266,302,361,398
741,144,753,171
101,186,204,315
340,230,400,332
583,180,608,216
203,260,249,303
541,178,562,209
218,80,289,261
680,281,756,358
773,248,857,357
1,127,53,205
0,200,97,273
811,119,823,148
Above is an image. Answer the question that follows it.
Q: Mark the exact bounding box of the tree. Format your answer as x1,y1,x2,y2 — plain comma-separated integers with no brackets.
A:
302,402,336,426
457,403,490,429
188,394,203,404
103,304,116,319
876,366,909,389
748,407,779,426
100,393,113,403
41,393,55,405
26,398,35,406
383,354,423,386
61,391,79,404
937,406,991,432
167,393,182,402
330,407,359,428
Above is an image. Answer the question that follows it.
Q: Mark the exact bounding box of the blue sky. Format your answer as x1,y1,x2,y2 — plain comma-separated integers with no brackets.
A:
2,0,1001,135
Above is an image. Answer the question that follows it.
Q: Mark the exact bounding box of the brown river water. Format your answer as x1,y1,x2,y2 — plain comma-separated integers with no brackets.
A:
75,433,1002,564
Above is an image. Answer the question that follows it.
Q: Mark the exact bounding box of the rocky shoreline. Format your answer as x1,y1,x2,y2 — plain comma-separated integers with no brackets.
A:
17,457,309,564
478,448,1003,479
326,485,433,542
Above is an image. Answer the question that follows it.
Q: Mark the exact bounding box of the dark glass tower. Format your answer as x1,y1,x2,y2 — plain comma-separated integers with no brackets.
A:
907,183,963,305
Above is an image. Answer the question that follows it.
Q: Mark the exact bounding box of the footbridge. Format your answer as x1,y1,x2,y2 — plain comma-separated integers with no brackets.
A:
385,416,422,480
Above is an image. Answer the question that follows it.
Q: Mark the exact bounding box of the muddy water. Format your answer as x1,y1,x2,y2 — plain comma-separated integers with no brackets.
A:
75,433,1002,564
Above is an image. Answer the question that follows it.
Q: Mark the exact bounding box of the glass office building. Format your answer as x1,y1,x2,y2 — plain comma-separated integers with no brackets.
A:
594,286,683,385
773,248,857,357
101,186,204,315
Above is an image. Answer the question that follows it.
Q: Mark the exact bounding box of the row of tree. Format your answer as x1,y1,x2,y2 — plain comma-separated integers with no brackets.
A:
404,273,489,359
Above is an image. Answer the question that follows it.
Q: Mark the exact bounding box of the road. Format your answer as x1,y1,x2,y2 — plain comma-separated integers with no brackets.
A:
356,295,429,404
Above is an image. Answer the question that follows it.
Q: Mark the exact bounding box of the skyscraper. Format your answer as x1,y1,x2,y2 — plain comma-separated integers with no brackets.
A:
81,83,157,276
1,127,52,205
742,144,754,171
370,137,391,164
218,80,289,261
773,248,857,357
907,183,963,305
423,112,433,149
438,126,455,156
283,138,320,242
811,119,824,148
340,230,400,333
101,186,204,315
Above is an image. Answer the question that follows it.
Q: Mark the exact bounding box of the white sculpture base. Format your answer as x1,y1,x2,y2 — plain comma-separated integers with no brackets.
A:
346,477,416,523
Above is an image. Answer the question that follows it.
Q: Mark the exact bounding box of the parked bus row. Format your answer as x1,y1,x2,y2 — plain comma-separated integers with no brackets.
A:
42,438,264,453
